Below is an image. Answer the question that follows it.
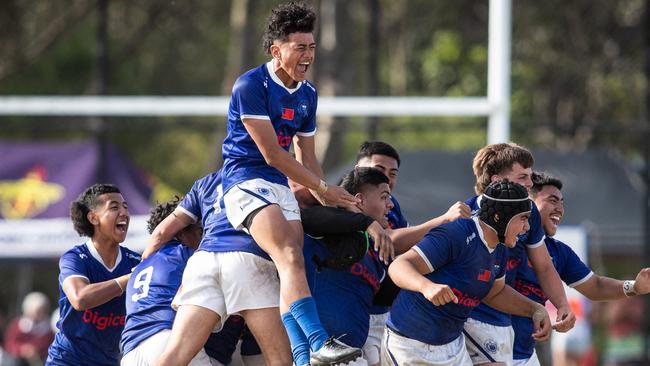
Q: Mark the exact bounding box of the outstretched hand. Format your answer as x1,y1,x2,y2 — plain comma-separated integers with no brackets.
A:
633,267,650,295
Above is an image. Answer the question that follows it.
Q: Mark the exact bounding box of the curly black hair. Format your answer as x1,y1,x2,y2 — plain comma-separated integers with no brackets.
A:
70,184,121,237
147,196,182,235
262,1,316,54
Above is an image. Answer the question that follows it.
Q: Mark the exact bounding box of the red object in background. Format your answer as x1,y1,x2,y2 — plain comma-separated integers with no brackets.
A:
4,316,54,364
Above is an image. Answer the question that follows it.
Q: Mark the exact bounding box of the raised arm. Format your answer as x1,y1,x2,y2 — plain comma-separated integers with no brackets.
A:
575,267,650,301
142,207,194,259
390,201,471,254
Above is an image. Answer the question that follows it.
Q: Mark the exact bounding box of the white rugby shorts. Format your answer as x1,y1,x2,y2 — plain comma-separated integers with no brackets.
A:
224,179,301,231
512,350,540,366
381,328,472,366
120,329,212,366
463,318,514,365
363,312,389,365
172,251,280,332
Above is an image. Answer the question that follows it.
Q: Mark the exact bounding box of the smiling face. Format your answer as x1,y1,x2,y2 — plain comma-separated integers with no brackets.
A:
87,192,129,244
533,185,564,236
356,154,400,191
503,212,531,247
494,163,533,192
270,32,315,87
357,182,394,228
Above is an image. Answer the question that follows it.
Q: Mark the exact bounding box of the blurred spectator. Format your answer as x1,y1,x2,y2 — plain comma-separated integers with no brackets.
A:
3,292,54,366
602,296,645,366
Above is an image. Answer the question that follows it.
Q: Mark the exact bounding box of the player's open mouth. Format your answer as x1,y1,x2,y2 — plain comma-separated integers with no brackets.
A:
550,214,562,227
297,62,310,74
116,221,128,233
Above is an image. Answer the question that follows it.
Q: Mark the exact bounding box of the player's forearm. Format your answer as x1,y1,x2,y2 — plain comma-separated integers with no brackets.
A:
143,212,190,258
484,284,545,318
528,246,570,308
388,258,430,293
576,275,626,301
68,275,129,310
267,147,323,190
301,206,374,236
390,216,448,254
294,145,324,179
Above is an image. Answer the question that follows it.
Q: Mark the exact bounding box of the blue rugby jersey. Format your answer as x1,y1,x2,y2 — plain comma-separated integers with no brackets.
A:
221,61,318,193
387,196,408,230
178,170,269,259
120,240,193,356
46,242,140,366
387,218,507,345
512,236,592,360
466,195,545,326
369,195,409,314
304,235,386,347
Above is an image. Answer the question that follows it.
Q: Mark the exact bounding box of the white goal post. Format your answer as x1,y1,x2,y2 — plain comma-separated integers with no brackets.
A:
0,0,511,144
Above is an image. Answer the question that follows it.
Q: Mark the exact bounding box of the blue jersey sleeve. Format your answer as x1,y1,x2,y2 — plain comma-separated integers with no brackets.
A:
524,203,545,248
555,239,593,287
233,75,269,120
179,180,204,223
59,250,89,284
495,247,508,280
297,85,317,136
412,228,456,272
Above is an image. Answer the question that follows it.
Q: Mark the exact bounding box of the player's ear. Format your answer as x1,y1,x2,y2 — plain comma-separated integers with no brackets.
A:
270,42,282,60
490,174,502,183
87,210,99,226
355,193,364,205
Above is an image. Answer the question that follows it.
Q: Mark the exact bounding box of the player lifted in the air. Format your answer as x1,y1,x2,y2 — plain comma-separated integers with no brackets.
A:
218,2,367,365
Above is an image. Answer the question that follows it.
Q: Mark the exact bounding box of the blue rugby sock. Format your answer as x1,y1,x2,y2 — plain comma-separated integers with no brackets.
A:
281,312,311,366
289,296,329,351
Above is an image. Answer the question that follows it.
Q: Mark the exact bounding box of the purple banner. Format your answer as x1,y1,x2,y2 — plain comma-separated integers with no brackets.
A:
0,140,153,219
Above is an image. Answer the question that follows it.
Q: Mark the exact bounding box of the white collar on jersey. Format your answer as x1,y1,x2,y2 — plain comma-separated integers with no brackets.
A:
266,60,302,94
85,240,122,272
471,216,496,253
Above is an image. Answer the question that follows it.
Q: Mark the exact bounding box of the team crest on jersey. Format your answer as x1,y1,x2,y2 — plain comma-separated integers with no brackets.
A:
484,340,498,354
299,101,309,118
0,165,65,219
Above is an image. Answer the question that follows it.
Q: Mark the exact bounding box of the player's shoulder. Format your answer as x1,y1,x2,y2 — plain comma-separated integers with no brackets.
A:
301,80,317,94
192,170,222,192
120,245,142,263
61,242,91,261
233,64,268,92
545,236,573,255
425,218,472,243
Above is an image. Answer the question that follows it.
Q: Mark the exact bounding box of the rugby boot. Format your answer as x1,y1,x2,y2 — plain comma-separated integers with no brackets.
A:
310,337,362,366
